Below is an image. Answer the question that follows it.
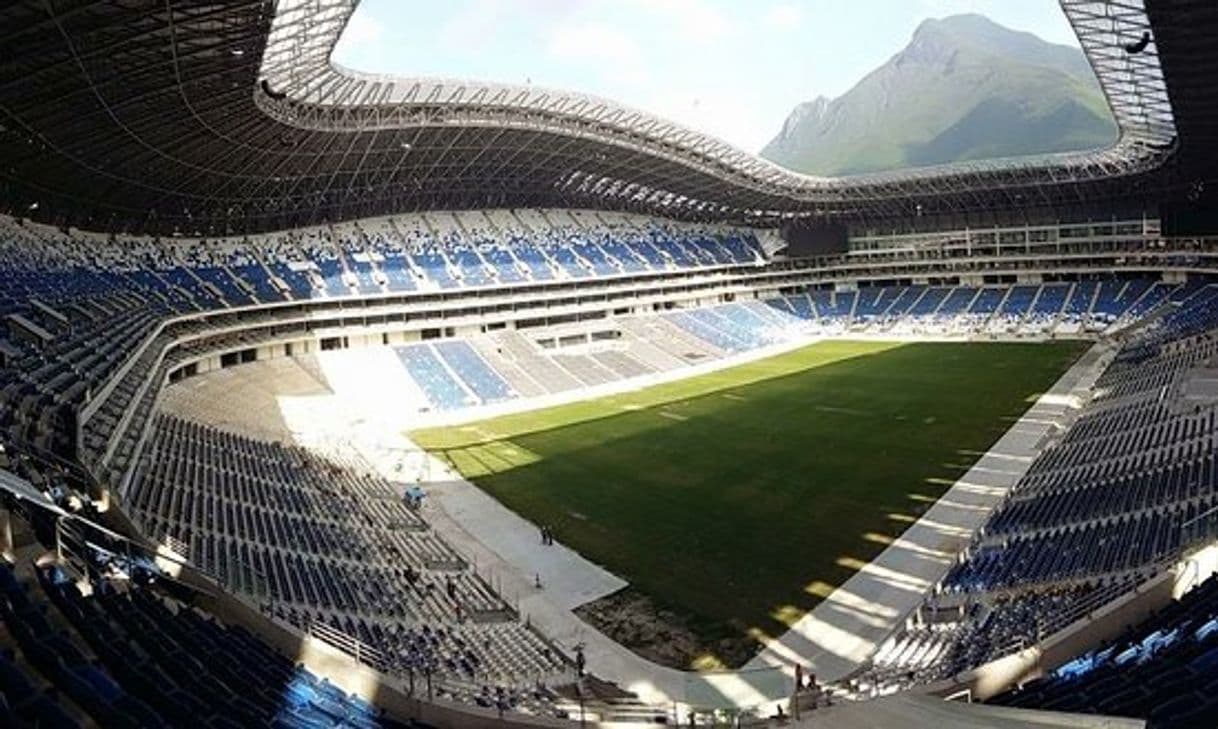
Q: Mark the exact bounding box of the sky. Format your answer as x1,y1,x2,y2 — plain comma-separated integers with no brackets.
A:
332,0,1079,154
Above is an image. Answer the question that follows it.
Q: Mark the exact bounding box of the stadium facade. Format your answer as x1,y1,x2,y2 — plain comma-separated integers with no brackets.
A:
1,1,1218,727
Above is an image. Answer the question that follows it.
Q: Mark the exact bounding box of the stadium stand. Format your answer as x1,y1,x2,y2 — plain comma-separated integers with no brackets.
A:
7,225,1218,726
4,0,1218,724
124,415,569,688
849,284,1218,694
988,574,1218,728
7,203,1215,721
4,559,409,729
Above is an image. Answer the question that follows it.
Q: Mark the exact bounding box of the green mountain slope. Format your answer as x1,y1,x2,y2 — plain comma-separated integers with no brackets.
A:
760,14,1118,176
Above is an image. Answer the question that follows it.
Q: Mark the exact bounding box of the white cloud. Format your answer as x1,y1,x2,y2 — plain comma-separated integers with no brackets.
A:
628,0,730,43
761,3,803,32
341,12,384,45
548,21,639,64
438,0,512,49
333,10,386,61
644,83,775,152
547,20,647,85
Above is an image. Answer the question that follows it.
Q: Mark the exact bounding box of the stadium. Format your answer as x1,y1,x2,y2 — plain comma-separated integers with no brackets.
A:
0,0,1217,726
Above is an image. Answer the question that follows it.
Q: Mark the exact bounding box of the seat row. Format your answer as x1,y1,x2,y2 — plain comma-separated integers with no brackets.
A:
0,559,415,729
124,414,569,687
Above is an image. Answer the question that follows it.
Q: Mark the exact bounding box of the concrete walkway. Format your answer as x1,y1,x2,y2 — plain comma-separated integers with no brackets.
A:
792,692,1144,728
419,475,626,612
414,469,791,710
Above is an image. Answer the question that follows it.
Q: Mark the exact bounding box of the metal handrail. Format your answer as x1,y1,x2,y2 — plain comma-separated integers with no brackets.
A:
306,618,391,673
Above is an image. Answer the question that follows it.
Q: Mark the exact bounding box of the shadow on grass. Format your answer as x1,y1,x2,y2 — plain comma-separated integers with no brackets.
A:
411,339,906,455
418,340,1088,669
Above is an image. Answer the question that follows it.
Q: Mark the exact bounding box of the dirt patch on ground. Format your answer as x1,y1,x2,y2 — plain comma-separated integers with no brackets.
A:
575,588,760,669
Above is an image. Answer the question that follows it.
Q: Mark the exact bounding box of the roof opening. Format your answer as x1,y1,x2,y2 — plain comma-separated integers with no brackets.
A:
333,0,1116,176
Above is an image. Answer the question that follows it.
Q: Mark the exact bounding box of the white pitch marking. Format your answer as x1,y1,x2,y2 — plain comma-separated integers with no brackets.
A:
814,404,869,416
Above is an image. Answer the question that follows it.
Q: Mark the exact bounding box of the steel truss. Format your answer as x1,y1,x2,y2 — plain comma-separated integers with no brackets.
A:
0,0,1195,235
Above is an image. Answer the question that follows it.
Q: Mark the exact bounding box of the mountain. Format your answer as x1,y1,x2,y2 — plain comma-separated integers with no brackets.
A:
760,14,1118,177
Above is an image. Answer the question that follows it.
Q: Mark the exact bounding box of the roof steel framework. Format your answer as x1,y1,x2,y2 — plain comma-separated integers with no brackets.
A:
0,0,1203,235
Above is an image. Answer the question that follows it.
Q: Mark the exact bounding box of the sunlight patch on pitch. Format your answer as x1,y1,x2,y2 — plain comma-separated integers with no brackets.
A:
804,581,836,599
770,604,805,628
439,441,544,479
863,532,895,547
691,653,728,671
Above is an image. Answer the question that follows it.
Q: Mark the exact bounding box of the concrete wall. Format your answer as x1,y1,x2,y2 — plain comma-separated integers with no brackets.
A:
927,572,1176,701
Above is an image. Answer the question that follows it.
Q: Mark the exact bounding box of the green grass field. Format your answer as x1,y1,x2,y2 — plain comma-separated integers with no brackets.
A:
411,340,1086,667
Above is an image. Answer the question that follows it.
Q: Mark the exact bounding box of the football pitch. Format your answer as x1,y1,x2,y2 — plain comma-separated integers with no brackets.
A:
411,339,1087,668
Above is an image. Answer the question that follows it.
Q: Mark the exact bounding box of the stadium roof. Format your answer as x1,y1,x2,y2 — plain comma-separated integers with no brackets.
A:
0,0,1210,235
